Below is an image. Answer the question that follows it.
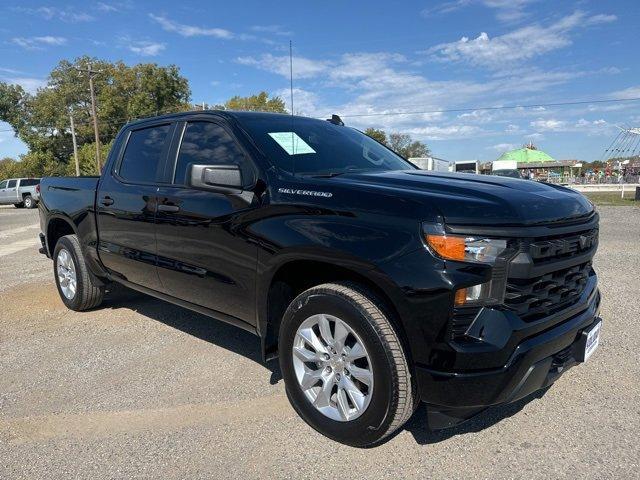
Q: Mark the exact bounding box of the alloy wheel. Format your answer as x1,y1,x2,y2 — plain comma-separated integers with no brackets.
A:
292,314,374,422
56,249,77,299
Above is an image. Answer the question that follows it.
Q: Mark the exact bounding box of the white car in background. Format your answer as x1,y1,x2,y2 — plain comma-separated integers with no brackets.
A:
0,178,41,208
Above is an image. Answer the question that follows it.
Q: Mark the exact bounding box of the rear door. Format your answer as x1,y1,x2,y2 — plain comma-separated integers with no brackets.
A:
154,119,259,324
96,122,175,289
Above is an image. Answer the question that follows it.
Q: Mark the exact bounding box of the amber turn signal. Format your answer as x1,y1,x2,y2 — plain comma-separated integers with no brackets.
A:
454,288,468,306
425,234,466,261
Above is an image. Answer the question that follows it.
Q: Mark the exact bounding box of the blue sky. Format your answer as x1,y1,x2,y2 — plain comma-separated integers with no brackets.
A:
1,0,639,162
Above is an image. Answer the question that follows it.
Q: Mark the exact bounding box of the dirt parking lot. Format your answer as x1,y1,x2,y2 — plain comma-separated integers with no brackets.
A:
1,204,639,479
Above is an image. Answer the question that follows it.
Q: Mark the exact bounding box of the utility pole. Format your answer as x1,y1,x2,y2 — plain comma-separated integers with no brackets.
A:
69,112,80,176
76,63,102,172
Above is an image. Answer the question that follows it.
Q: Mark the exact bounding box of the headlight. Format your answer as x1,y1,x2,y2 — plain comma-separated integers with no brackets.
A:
424,233,507,264
423,223,509,307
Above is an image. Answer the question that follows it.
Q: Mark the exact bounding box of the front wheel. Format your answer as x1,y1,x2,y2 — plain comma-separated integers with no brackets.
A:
279,282,416,447
53,234,104,311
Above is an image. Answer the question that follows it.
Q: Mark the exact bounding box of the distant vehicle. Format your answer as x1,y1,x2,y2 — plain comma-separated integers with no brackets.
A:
453,160,479,174
0,178,40,208
37,110,602,447
491,169,522,179
409,156,450,172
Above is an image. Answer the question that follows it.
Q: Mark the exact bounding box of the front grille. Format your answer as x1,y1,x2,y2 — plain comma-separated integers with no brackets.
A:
528,229,598,264
504,262,592,322
448,217,598,342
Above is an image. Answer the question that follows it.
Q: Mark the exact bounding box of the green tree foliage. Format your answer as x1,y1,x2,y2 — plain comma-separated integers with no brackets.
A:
0,83,26,129
0,157,19,179
64,141,114,176
4,151,67,178
364,128,430,159
220,91,287,113
364,128,387,145
388,132,430,159
0,56,191,172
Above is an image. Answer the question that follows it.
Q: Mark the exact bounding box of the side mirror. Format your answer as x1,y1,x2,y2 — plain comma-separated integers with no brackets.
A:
189,164,243,192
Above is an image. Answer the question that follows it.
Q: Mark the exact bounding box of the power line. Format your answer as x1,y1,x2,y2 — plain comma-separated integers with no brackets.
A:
336,97,640,118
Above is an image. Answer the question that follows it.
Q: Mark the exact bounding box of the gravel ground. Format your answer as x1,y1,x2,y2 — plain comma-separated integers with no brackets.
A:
0,205,639,479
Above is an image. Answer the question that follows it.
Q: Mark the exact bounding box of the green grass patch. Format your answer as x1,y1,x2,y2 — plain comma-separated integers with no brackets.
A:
582,191,639,206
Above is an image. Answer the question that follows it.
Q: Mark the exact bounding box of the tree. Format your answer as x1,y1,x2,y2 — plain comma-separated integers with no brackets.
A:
364,128,387,145
0,56,191,172
0,83,26,130
64,141,113,176
219,91,286,113
387,132,430,159
0,157,19,179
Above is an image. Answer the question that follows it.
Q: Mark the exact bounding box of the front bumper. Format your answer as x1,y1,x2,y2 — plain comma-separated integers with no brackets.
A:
417,282,601,429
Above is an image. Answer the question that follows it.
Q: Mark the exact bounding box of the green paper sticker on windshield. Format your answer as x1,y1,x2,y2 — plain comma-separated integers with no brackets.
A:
268,132,316,155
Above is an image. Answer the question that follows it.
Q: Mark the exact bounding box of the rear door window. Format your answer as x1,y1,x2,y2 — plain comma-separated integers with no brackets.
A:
7,180,16,188
118,124,172,183
20,179,40,187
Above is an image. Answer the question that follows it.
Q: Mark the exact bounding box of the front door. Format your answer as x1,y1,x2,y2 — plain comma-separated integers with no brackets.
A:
155,120,259,324
0,180,8,204
96,122,174,290
5,179,18,204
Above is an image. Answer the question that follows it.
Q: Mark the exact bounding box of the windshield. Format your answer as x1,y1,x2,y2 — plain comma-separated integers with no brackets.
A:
236,115,415,176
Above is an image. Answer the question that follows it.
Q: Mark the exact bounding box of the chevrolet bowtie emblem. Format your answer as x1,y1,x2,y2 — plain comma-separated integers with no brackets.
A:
579,235,588,248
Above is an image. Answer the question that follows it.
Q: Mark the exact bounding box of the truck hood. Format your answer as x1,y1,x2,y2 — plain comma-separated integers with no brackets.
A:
337,170,594,226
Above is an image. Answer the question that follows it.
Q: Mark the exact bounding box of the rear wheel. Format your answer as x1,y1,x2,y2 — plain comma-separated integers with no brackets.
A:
23,195,35,209
53,234,104,311
279,282,415,447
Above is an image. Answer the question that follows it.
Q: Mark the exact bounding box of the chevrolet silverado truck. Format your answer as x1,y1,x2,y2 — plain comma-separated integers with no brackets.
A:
38,111,602,447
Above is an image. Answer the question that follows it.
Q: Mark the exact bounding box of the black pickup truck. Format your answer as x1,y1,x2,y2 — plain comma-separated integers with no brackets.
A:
38,111,602,447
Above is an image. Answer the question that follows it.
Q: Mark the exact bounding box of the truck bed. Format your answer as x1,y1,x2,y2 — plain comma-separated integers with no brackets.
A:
38,176,101,257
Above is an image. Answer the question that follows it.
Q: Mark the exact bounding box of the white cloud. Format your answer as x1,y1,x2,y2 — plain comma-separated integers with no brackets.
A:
0,76,46,93
16,6,94,22
530,118,567,131
491,142,519,152
127,41,166,56
250,25,292,36
404,124,482,140
11,36,67,50
236,54,329,79
484,0,536,22
236,48,625,149
149,14,233,39
274,87,320,115
427,11,616,69
422,0,536,23
97,2,119,12
609,85,640,100
529,117,611,136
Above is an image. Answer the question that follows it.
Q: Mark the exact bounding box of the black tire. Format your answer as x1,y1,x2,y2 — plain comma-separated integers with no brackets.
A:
279,282,415,447
53,234,104,311
13,203,24,208
23,195,35,209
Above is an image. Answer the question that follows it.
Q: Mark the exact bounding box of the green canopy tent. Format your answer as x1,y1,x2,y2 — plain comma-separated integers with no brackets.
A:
494,146,576,181
496,147,555,164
